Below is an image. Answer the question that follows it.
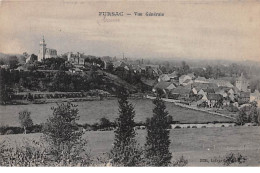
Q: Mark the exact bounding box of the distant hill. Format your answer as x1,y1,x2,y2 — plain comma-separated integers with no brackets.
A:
0,52,26,64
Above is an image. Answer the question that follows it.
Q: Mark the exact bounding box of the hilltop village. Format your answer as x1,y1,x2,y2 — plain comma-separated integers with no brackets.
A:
1,37,260,116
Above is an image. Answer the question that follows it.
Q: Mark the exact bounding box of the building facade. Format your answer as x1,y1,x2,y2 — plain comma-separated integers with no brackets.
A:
235,73,249,92
38,36,57,61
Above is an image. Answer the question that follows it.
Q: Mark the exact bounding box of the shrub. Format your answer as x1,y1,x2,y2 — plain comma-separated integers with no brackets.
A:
172,155,188,167
5,129,14,135
43,102,90,165
0,139,89,166
223,152,247,166
18,110,33,134
192,126,197,128
175,126,181,129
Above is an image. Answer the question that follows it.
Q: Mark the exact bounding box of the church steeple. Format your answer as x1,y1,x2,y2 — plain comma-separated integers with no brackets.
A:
39,35,47,61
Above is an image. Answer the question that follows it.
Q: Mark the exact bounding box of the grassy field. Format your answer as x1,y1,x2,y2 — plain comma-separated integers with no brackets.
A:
1,126,259,166
0,99,233,127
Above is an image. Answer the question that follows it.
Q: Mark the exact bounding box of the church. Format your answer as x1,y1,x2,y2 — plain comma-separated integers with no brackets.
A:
38,36,57,61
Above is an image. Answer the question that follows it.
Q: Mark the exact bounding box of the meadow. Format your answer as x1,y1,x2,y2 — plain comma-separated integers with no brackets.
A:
0,99,234,127
1,126,260,166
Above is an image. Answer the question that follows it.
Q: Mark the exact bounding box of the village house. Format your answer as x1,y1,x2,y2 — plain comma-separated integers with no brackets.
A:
182,79,193,86
212,79,234,88
170,86,193,100
179,73,195,85
26,54,38,63
69,67,83,74
250,90,260,107
236,73,249,92
189,83,218,94
238,91,250,105
168,71,178,81
153,81,176,92
197,88,215,97
153,81,176,98
201,93,223,108
158,74,170,82
215,87,229,98
194,76,209,83
67,52,85,65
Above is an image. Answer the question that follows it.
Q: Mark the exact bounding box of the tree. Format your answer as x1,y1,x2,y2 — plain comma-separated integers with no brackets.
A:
107,62,114,73
144,96,172,166
43,102,88,163
110,87,142,166
236,102,259,126
236,107,248,126
18,110,33,134
8,56,19,69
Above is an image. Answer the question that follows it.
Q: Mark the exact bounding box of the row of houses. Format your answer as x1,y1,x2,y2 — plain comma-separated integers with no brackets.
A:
153,72,253,108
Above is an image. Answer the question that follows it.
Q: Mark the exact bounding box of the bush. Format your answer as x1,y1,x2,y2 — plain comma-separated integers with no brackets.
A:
43,102,90,165
0,140,89,166
172,155,188,167
5,129,14,135
223,152,247,166
192,126,197,128
18,110,33,134
175,126,181,129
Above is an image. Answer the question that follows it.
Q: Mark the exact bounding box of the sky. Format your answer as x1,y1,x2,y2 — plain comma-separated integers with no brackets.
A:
0,0,260,62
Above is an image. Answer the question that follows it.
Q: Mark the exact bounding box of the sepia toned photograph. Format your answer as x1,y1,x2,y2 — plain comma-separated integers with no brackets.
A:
0,0,260,167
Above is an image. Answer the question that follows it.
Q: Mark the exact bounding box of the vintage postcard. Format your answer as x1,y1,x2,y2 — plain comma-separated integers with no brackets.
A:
0,0,260,167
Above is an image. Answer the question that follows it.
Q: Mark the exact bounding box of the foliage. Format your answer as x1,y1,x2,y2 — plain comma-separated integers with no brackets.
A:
18,110,33,134
110,87,142,166
223,152,247,166
0,139,90,166
99,117,115,130
43,102,89,164
236,102,259,125
144,96,172,166
172,155,188,167
42,57,67,70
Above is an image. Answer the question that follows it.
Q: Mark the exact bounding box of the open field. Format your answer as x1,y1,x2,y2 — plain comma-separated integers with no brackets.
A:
1,126,259,166
0,99,234,126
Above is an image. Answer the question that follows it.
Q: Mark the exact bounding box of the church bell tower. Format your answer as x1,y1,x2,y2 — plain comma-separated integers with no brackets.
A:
38,36,47,61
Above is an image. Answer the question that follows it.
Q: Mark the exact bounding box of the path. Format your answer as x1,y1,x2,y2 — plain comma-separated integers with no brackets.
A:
146,95,236,120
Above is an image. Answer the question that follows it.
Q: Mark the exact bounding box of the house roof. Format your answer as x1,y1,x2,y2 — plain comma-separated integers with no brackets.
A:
240,92,250,98
179,75,192,80
183,79,192,84
187,73,195,78
202,88,215,93
207,93,223,101
171,86,191,95
141,78,156,87
195,76,208,82
159,74,170,81
168,71,178,78
192,82,218,91
154,81,175,90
